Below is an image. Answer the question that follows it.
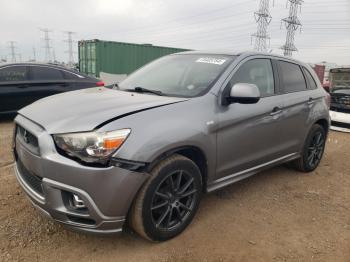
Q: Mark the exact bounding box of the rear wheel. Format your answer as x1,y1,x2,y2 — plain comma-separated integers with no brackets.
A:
130,154,202,241
293,124,326,172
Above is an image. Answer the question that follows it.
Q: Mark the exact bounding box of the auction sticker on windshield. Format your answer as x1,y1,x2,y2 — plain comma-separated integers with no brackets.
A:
196,57,227,65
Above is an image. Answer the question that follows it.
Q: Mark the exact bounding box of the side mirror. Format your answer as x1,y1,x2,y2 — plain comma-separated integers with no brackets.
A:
227,83,260,104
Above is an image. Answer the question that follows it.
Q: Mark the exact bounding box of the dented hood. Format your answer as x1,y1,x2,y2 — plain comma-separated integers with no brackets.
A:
19,87,187,134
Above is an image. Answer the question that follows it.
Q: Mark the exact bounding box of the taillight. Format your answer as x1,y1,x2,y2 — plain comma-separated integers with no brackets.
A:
325,92,331,109
96,81,105,87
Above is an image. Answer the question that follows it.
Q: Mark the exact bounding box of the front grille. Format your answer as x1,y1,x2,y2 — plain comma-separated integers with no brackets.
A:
16,125,40,155
16,157,44,196
331,121,350,129
331,94,350,106
330,106,350,114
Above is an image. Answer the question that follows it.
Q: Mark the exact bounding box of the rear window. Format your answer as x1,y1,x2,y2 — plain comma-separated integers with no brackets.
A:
0,66,28,82
30,66,64,80
279,61,307,93
63,71,85,80
303,68,318,89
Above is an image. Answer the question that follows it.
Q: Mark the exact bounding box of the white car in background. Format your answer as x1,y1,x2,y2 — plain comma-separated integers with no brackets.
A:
329,68,350,133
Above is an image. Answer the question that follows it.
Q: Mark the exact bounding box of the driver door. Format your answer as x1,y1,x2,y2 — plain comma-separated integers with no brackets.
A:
216,57,287,179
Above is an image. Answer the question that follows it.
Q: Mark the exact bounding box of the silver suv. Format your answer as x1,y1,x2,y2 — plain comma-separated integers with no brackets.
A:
13,51,330,241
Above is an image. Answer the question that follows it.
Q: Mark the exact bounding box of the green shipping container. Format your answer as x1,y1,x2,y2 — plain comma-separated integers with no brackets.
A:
78,39,189,77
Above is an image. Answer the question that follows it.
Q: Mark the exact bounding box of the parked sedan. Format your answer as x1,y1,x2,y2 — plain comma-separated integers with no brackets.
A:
0,63,104,115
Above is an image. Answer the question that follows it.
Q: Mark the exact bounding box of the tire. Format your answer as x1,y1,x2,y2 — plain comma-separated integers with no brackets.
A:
130,154,202,241
292,124,326,172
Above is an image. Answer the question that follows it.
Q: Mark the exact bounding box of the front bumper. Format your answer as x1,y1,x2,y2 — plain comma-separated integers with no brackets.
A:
13,114,148,234
330,110,350,133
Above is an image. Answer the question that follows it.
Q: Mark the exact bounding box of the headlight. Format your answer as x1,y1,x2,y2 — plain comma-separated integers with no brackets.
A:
53,129,131,164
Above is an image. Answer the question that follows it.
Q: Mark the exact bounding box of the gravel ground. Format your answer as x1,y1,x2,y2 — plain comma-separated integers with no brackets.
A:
1,120,350,262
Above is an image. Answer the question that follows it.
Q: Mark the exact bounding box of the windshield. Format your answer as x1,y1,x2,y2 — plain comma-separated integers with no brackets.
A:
330,72,350,92
117,54,235,97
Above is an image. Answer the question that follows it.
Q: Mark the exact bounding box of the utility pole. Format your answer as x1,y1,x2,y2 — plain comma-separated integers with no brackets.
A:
39,28,52,62
64,31,76,67
281,0,303,57
8,41,17,62
252,0,272,52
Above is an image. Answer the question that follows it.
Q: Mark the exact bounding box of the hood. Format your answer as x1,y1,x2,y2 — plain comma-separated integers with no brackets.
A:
19,87,187,134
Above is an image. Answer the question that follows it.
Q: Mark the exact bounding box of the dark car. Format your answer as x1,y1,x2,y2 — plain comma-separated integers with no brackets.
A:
0,63,104,115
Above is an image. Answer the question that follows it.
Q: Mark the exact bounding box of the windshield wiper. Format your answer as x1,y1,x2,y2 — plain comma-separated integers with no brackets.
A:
126,86,163,96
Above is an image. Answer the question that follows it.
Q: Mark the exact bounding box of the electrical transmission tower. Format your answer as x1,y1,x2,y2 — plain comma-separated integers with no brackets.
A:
8,41,17,62
52,48,56,62
281,0,303,57
40,28,52,62
64,31,76,67
252,0,272,52
32,47,36,61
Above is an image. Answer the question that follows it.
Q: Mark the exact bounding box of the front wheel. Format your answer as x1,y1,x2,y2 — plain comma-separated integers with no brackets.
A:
293,124,327,172
130,154,202,241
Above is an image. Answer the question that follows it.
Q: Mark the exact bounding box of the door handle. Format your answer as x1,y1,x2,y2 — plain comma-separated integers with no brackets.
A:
307,97,314,105
270,106,283,116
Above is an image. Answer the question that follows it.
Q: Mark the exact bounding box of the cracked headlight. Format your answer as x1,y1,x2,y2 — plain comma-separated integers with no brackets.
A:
53,129,131,164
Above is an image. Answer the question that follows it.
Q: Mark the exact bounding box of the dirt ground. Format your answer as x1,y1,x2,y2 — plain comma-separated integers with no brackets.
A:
1,120,350,262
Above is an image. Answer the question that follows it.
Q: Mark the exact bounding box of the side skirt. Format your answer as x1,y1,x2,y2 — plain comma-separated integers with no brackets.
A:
206,153,300,192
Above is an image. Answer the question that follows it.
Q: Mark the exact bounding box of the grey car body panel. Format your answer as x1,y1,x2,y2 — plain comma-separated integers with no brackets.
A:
13,51,330,234
18,87,188,134
14,114,148,233
101,95,219,183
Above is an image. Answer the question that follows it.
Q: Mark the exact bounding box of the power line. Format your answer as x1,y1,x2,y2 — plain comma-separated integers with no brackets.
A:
112,0,256,35
281,0,303,57
115,10,254,39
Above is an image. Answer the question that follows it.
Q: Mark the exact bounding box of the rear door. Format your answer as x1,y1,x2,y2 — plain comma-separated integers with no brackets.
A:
26,65,69,104
0,65,30,113
275,60,311,153
216,57,287,179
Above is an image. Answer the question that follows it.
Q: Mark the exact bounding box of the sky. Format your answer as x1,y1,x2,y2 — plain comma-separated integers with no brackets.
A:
0,0,349,65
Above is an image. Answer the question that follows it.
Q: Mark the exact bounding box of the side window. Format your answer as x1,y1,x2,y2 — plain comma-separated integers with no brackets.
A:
0,66,28,81
230,59,274,96
30,66,64,80
303,68,318,89
279,61,307,93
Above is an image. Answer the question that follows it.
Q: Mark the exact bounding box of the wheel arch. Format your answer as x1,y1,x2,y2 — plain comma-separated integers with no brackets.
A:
314,118,330,134
146,145,208,192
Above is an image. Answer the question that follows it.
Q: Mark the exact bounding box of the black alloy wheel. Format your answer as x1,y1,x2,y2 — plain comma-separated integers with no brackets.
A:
151,170,197,231
306,130,325,169
130,154,202,241
292,124,327,172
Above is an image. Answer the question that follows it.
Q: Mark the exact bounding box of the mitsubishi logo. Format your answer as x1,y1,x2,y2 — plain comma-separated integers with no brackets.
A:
23,130,29,144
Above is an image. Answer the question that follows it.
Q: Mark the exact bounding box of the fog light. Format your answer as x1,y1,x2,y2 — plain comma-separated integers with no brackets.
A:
72,194,86,209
